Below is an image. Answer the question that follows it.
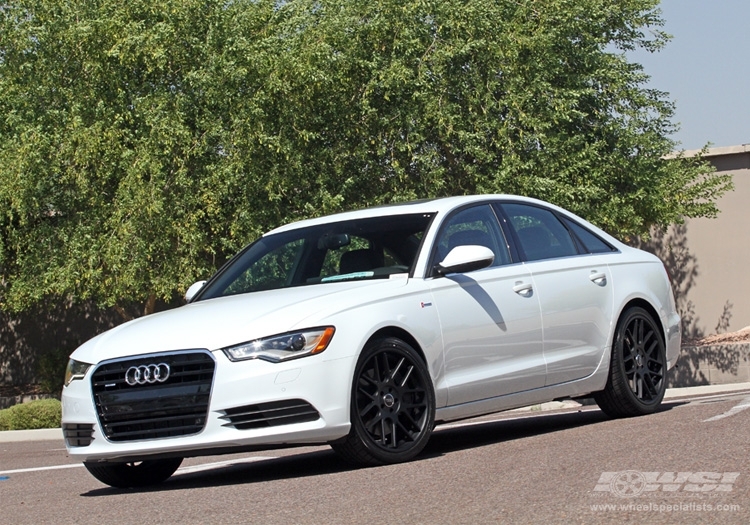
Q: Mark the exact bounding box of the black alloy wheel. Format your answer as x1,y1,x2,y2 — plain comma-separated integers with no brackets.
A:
332,337,435,465
595,306,667,417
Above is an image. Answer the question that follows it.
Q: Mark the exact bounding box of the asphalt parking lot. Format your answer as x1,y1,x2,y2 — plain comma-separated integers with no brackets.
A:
2,383,749,524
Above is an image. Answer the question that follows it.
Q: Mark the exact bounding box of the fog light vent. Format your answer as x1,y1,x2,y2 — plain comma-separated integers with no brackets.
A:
63,423,95,447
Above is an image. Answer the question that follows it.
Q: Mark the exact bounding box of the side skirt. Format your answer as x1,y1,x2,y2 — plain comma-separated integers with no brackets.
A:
435,367,608,424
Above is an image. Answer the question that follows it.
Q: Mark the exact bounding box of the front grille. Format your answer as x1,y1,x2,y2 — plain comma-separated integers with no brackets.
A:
91,350,215,442
219,399,320,430
63,423,95,447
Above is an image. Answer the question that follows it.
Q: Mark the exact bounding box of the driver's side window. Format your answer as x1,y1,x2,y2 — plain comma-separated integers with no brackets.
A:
434,205,510,268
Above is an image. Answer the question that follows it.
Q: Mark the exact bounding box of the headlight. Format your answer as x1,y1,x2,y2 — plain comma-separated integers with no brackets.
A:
64,359,92,387
222,326,335,363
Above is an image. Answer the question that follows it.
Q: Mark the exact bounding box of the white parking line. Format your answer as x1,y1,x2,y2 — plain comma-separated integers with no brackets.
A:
0,463,84,475
703,395,750,422
175,456,277,475
0,455,279,478
0,456,278,477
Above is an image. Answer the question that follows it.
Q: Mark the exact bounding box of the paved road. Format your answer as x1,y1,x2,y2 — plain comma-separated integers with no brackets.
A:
2,387,749,524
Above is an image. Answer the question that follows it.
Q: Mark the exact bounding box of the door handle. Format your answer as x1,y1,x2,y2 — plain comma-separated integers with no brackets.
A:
589,271,607,286
513,281,533,297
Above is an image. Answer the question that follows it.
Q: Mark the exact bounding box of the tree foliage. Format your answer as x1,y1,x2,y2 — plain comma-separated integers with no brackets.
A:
0,0,733,315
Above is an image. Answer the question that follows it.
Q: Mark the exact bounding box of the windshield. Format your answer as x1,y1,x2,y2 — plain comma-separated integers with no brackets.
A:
196,212,435,300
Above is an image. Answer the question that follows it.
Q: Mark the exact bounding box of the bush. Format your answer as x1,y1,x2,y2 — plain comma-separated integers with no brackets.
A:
0,399,62,431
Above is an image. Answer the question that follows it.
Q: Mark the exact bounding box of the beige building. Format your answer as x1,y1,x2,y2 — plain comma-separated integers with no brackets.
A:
658,144,750,340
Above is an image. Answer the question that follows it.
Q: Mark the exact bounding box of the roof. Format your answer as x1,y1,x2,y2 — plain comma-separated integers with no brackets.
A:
266,194,546,235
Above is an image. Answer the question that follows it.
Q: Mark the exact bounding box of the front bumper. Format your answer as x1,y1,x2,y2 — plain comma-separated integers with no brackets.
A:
62,350,355,462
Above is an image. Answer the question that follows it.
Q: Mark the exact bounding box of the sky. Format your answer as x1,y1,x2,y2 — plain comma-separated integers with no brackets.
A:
628,0,750,151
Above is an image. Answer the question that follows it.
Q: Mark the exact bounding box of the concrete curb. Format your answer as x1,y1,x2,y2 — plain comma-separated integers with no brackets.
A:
663,381,750,399
3,382,749,444
0,427,63,443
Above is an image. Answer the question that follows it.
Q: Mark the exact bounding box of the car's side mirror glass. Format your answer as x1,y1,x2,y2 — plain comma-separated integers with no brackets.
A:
435,245,495,276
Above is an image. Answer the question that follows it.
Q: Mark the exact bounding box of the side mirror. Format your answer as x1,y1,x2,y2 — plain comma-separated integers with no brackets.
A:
435,245,495,276
185,280,207,302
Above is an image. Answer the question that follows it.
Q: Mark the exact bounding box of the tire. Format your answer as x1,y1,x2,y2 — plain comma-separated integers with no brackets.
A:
332,337,435,466
83,458,183,488
594,306,667,418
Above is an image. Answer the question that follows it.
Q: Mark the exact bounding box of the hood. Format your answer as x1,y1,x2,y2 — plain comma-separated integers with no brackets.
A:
72,277,410,364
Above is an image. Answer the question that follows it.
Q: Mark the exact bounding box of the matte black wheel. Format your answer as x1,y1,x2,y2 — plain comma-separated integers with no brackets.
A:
332,337,435,465
84,457,183,488
594,307,667,417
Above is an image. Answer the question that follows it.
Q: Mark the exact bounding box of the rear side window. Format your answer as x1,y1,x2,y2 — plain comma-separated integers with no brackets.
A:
501,203,578,261
562,217,615,254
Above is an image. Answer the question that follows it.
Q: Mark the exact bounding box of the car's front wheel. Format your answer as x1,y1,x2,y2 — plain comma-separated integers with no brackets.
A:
595,306,667,417
83,457,183,488
332,337,435,466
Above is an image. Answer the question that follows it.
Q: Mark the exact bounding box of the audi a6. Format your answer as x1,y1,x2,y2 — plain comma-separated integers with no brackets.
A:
61,195,680,488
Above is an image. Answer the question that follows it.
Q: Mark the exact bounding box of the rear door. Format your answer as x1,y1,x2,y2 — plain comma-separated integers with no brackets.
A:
497,202,615,386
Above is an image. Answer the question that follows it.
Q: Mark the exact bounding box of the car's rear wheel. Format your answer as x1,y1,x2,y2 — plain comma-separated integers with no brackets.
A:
83,457,183,488
332,337,435,465
595,306,667,417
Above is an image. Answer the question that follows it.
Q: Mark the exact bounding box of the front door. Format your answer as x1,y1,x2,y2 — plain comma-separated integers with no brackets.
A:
427,204,546,406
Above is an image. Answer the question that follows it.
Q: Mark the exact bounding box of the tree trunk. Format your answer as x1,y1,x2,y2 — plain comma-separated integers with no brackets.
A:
143,293,157,316
113,305,133,322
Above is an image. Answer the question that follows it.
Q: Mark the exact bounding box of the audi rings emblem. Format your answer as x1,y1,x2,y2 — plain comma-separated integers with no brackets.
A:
125,363,171,386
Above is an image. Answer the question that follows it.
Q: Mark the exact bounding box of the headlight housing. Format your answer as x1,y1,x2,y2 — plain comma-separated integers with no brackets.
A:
64,359,92,387
222,326,335,363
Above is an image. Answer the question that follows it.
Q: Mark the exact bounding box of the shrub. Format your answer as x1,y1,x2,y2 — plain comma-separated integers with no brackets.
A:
0,399,62,430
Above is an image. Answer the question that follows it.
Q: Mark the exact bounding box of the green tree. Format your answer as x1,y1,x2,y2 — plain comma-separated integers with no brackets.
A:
0,0,732,316
0,0,280,316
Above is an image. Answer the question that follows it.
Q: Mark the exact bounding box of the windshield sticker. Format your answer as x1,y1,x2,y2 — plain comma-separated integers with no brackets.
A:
321,272,374,282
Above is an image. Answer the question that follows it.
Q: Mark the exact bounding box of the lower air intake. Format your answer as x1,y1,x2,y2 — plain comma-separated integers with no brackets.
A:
220,399,320,430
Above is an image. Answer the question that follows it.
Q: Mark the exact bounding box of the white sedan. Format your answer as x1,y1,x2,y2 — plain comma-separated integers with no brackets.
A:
62,195,680,488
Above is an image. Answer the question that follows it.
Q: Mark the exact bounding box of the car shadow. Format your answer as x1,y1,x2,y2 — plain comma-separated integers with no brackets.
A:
425,399,682,458
80,401,685,497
